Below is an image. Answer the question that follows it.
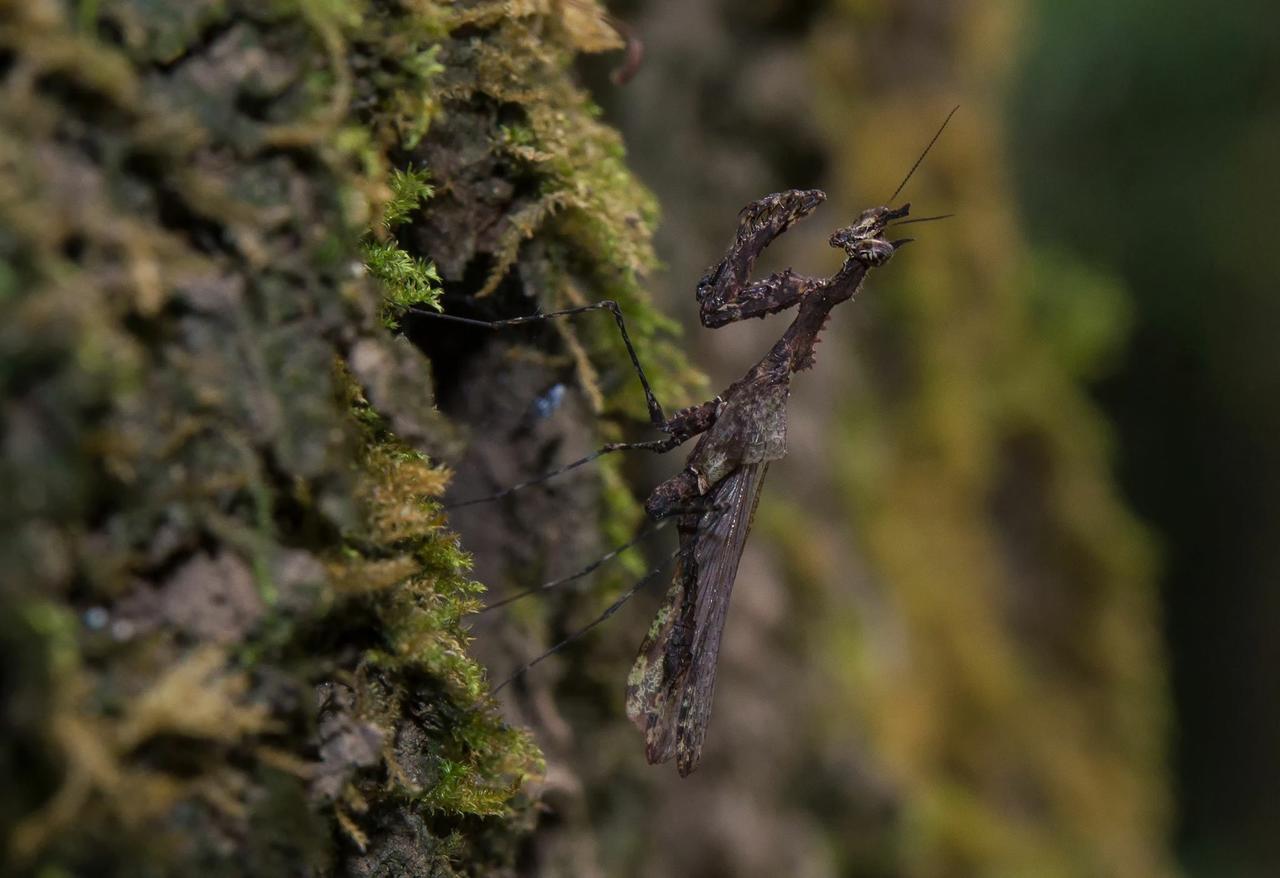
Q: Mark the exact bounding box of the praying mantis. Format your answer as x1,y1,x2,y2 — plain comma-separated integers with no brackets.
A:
412,108,955,775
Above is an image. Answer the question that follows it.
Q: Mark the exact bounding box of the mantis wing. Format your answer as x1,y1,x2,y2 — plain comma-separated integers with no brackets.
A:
625,462,769,776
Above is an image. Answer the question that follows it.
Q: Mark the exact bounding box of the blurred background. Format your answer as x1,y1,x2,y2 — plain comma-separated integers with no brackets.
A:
556,0,1279,875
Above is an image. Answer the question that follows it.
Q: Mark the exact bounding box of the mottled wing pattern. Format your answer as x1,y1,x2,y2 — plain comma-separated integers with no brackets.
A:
625,462,769,776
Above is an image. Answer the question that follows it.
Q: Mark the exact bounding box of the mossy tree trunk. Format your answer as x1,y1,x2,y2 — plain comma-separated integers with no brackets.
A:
1,1,681,875
2,1,1178,876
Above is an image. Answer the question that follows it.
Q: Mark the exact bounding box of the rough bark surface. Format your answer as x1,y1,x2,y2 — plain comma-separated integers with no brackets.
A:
0,1,686,875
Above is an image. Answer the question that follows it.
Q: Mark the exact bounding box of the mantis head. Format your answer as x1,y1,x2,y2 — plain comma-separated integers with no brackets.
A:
828,203,912,267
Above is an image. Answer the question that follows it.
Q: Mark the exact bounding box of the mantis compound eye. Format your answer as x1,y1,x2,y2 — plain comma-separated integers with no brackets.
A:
853,238,896,267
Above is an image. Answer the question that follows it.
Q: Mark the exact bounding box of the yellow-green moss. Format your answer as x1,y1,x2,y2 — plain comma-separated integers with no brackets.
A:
385,2,704,591
336,408,544,819
802,2,1174,875
424,2,700,414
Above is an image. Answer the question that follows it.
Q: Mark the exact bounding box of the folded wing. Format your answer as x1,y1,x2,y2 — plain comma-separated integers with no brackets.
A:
625,462,769,775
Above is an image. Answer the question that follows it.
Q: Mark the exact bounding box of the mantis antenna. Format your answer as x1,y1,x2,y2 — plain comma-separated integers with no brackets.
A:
887,105,960,204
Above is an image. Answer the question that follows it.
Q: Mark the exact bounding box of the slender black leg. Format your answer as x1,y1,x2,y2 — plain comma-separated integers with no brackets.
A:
473,517,673,614
444,435,684,510
491,545,682,693
409,301,666,429
471,491,730,615
486,501,737,696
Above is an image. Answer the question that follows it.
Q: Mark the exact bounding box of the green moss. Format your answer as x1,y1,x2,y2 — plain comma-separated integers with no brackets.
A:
381,167,435,228
419,3,702,414
0,0,563,874
363,166,443,326
361,2,703,614
363,240,443,325
336,412,543,824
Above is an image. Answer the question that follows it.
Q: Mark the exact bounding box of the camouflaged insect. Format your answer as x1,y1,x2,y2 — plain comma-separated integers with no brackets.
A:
624,188,916,776
421,166,942,774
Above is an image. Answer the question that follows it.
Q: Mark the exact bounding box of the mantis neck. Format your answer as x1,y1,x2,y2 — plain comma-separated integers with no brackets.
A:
769,259,868,375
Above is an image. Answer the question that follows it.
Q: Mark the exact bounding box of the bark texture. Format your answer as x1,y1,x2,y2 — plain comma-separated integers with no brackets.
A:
0,1,682,875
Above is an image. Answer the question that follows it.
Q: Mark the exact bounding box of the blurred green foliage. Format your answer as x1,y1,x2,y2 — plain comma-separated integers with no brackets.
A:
1012,1,1280,874
802,3,1171,874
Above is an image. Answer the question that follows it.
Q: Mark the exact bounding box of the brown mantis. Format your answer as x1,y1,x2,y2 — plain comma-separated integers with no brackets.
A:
411,108,956,775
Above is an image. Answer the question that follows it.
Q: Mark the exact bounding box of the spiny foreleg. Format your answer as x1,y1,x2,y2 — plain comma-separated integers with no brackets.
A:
696,189,827,328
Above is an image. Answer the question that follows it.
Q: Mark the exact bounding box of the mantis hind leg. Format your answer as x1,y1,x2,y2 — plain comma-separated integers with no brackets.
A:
446,435,683,510
445,397,723,510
